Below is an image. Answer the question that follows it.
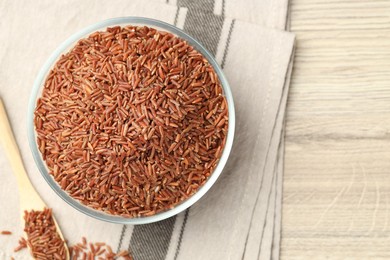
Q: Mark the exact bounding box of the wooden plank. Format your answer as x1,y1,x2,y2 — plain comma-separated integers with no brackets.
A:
283,0,390,258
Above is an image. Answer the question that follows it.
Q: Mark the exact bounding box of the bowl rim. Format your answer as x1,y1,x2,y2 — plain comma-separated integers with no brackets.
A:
27,16,235,225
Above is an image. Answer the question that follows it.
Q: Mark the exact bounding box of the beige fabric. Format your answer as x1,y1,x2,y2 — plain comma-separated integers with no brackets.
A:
0,0,294,259
251,55,293,260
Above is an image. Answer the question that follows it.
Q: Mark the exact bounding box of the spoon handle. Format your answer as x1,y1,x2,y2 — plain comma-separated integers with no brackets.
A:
0,98,42,208
0,98,70,259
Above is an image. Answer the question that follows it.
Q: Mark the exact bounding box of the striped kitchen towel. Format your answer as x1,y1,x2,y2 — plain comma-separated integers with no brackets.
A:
0,0,294,260
161,0,290,30
127,1,294,260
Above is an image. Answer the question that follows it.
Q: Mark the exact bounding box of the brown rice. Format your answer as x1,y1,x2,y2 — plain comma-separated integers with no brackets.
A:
13,237,27,252
12,228,133,259
23,208,67,259
34,25,228,217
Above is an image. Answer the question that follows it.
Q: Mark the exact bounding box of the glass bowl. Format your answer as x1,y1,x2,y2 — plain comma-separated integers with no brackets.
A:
27,17,235,225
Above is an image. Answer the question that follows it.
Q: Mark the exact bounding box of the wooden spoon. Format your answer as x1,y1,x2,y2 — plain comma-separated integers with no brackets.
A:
0,98,70,259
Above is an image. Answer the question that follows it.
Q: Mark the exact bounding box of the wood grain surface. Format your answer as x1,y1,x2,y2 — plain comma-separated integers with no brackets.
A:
282,0,390,259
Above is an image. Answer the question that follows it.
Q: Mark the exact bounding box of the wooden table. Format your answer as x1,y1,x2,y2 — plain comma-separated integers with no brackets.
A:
282,0,390,258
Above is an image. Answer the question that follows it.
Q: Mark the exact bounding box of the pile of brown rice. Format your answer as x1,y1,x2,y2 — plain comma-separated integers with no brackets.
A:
10,210,133,259
34,25,228,217
23,208,67,259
